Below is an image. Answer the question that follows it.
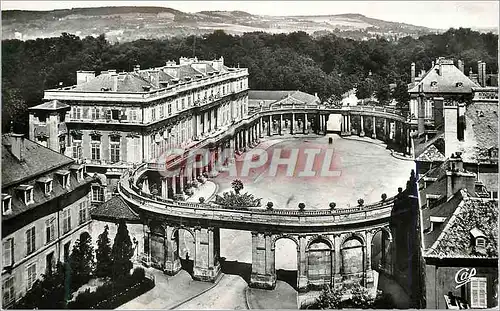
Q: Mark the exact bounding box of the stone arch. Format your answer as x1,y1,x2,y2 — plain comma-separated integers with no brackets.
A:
341,235,365,279
306,234,334,250
271,234,299,251
371,226,393,245
170,226,195,241
307,235,333,288
339,232,366,247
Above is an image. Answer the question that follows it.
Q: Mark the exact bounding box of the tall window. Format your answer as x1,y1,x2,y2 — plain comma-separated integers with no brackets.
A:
72,137,82,160
168,103,172,115
110,136,121,163
45,217,56,244
92,186,104,202
2,277,14,306
159,105,164,118
91,107,100,120
182,98,185,109
26,227,36,255
73,107,82,119
470,277,487,308
26,264,37,290
130,110,138,122
151,107,156,121
62,209,71,234
79,201,88,224
3,238,13,267
91,135,101,161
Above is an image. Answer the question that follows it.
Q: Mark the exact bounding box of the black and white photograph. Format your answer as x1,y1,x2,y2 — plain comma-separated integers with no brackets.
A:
1,1,498,309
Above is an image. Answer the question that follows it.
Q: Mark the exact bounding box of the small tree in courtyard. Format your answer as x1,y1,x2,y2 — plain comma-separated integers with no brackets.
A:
315,284,345,309
69,232,95,290
329,202,336,209
231,179,244,194
267,201,274,210
381,193,387,201
95,225,112,278
111,221,134,279
357,198,365,207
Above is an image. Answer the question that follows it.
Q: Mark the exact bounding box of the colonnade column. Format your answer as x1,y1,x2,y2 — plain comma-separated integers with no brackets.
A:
164,225,182,275
372,116,377,139
360,115,365,137
383,118,388,141
161,177,168,199
249,232,276,289
333,234,342,285
259,117,264,138
268,115,272,136
193,226,221,282
279,115,283,135
291,113,295,134
297,236,308,292
347,114,351,134
365,231,374,288
304,113,308,134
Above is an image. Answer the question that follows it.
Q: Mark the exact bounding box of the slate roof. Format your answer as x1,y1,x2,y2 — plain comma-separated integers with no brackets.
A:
426,195,498,258
416,144,446,162
90,195,141,223
413,132,445,160
72,72,156,92
408,58,479,94
29,100,70,111
2,134,73,187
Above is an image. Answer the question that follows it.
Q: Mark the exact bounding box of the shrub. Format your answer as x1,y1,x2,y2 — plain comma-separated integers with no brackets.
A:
381,193,387,201
231,179,244,194
266,201,274,210
199,196,205,203
132,267,146,281
298,202,306,211
215,191,262,208
357,198,365,206
329,202,336,209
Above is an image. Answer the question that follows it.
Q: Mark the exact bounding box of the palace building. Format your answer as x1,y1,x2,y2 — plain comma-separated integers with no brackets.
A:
1,133,96,308
28,57,249,195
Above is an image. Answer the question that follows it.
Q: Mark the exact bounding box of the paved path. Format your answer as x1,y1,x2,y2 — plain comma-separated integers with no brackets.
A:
246,280,298,309
116,268,212,310
174,274,248,310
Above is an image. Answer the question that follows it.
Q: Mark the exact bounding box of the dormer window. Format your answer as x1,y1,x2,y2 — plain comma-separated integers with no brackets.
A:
428,216,446,233
37,177,53,195
70,165,84,182
2,194,12,215
56,170,70,189
426,194,441,208
17,185,34,205
470,228,487,249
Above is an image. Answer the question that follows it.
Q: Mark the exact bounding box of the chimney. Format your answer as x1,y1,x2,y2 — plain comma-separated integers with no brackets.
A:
411,62,416,83
431,60,435,68
111,73,118,92
444,100,459,157
134,64,140,72
481,62,486,86
469,67,473,77
438,63,443,76
433,97,444,128
457,60,464,73
151,70,160,88
446,152,476,198
418,84,425,135
478,61,483,86
10,133,25,161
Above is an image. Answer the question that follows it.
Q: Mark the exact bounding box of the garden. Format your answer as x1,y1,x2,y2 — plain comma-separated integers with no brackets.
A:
12,221,154,309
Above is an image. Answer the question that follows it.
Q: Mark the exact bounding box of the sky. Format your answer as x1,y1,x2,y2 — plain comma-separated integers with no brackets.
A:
1,1,499,29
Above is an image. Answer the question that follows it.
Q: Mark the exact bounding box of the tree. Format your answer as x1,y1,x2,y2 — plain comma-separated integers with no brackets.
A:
375,84,391,105
357,198,365,206
111,221,134,279
95,225,112,278
13,261,71,309
231,179,244,194
69,232,95,290
298,202,306,211
350,283,377,309
392,80,410,110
